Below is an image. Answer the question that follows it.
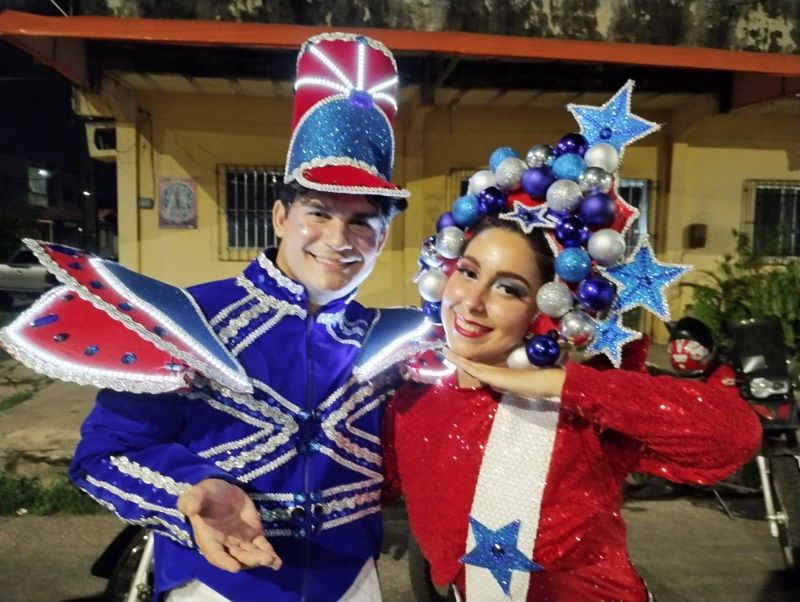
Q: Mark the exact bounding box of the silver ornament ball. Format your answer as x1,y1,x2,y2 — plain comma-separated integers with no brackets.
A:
536,281,574,318
584,143,620,174
525,144,553,168
559,310,596,348
578,166,613,194
417,269,448,303
494,157,527,191
545,179,582,213
419,236,443,268
587,229,627,266
467,170,497,196
435,226,466,259
507,345,534,370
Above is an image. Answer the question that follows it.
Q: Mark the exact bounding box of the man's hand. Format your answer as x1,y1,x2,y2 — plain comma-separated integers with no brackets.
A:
442,348,566,399
177,478,282,573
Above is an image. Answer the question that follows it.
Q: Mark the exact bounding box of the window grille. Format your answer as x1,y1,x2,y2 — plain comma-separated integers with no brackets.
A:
742,180,800,258
217,165,283,261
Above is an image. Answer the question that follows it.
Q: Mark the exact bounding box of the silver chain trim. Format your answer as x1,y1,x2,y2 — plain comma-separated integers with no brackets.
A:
109,456,191,497
257,253,304,296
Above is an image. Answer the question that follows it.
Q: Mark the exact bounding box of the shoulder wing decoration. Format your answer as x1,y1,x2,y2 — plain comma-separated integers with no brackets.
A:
352,307,439,382
0,240,251,394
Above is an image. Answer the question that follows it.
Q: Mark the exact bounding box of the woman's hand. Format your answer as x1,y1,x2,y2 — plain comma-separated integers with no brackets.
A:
442,348,566,399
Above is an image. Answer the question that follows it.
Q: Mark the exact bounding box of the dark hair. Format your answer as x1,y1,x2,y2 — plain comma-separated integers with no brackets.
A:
465,217,556,286
278,180,408,223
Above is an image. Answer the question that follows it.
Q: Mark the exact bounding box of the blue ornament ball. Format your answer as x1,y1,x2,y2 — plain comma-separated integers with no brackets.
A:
555,215,590,248
579,192,616,229
476,186,507,215
577,275,617,312
525,334,561,367
452,194,481,227
521,167,554,199
555,247,592,283
557,133,589,157
423,301,442,325
436,212,457,232
489,147,519,172
551,153,586,182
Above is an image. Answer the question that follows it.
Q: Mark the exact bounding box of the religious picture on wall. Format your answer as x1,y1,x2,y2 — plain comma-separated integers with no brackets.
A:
158,177,197,229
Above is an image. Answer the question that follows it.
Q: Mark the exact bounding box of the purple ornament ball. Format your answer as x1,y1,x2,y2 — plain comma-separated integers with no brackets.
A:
579,192,616,229
555,216,590,248
423,301,442,325
476,186,507,215
436,212,457,232
577,275,617,312
557,132,589,157
521,167,554,199
525,334,561,367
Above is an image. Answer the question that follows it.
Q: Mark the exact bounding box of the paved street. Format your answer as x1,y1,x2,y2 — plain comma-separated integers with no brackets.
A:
1,494,799,602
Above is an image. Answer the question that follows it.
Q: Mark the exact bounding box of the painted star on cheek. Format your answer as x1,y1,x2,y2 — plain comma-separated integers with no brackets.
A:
460,517,543,595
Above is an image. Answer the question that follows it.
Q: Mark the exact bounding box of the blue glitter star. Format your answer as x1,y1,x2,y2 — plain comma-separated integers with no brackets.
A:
460,517,542,595
586,312,642,368
603,237,691,322
499,201,557,234
567,80,660,158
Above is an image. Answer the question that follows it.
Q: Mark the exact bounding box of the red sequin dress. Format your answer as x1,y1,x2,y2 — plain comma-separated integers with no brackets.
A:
383,356,761,601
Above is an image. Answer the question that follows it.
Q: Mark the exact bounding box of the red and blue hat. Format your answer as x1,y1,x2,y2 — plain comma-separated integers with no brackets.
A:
285,33,409,199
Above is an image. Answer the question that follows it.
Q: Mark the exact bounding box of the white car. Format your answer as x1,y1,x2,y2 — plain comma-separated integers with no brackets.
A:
0,246,57,307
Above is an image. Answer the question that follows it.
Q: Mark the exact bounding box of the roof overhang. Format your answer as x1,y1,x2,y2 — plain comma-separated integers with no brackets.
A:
2,10,799,112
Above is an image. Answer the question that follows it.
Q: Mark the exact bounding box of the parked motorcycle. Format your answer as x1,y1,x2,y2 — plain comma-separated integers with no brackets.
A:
727,316,800,581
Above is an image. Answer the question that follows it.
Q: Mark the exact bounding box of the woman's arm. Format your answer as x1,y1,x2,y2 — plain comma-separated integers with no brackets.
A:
559,363,762,484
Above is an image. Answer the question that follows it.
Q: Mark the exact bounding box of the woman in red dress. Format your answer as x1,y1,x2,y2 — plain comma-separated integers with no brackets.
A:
383,219,761,602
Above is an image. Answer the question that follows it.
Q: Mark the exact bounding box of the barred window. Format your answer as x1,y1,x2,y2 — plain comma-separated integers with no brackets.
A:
743,181,800,257
217,165,283,261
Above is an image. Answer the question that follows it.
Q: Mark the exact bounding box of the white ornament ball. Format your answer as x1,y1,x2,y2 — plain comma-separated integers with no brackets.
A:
467,170,497,196
507,345,534,370
435,226,466,259
559,310,596,347
417,269,448,303
536,281,574,318
545,179,582,214
584,143,620,174
587,229,627,266
494,157,527,191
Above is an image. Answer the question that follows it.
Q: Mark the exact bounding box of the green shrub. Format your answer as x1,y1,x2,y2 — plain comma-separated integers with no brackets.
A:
683,231,799,350
0,473,102,515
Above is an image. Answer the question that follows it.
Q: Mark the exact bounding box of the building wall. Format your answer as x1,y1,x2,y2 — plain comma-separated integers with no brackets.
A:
79,0,800,54
118,88,799,342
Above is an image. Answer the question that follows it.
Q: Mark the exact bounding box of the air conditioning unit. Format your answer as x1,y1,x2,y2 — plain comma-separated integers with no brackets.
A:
85,122,117,162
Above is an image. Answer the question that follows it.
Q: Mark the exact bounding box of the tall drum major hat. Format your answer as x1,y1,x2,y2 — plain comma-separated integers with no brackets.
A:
285,33,410,199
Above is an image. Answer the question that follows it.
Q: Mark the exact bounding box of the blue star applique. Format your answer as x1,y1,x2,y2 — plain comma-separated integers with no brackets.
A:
602,236,691,322
460,517,542,595
499,201,557,234
586,312,643,368
567,80,660,158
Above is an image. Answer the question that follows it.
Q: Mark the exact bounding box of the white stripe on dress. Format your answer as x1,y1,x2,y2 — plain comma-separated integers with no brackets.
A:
465,393,560,601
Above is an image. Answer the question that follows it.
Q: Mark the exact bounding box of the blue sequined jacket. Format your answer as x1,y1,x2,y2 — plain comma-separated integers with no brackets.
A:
69,250,426,601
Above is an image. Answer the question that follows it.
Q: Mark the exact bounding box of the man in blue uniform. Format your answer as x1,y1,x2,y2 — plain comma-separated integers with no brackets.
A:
66,33,423,601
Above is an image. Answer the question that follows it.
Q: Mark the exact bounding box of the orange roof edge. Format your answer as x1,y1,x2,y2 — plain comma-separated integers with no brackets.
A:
2,9,799,79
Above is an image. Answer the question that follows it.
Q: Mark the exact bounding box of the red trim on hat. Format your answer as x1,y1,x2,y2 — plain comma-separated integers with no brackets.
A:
302,164,401,192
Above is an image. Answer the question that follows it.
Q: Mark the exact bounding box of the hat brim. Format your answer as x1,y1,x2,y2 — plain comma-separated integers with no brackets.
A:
294,165,410,199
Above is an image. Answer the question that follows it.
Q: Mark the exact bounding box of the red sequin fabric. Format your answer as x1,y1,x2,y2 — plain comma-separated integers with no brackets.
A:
383,361,762,601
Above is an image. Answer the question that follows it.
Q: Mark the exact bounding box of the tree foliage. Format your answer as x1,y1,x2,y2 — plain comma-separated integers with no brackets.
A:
683,231,800,349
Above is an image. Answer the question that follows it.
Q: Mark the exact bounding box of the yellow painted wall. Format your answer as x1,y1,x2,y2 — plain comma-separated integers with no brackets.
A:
663,111,800,328
115,88,798,344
